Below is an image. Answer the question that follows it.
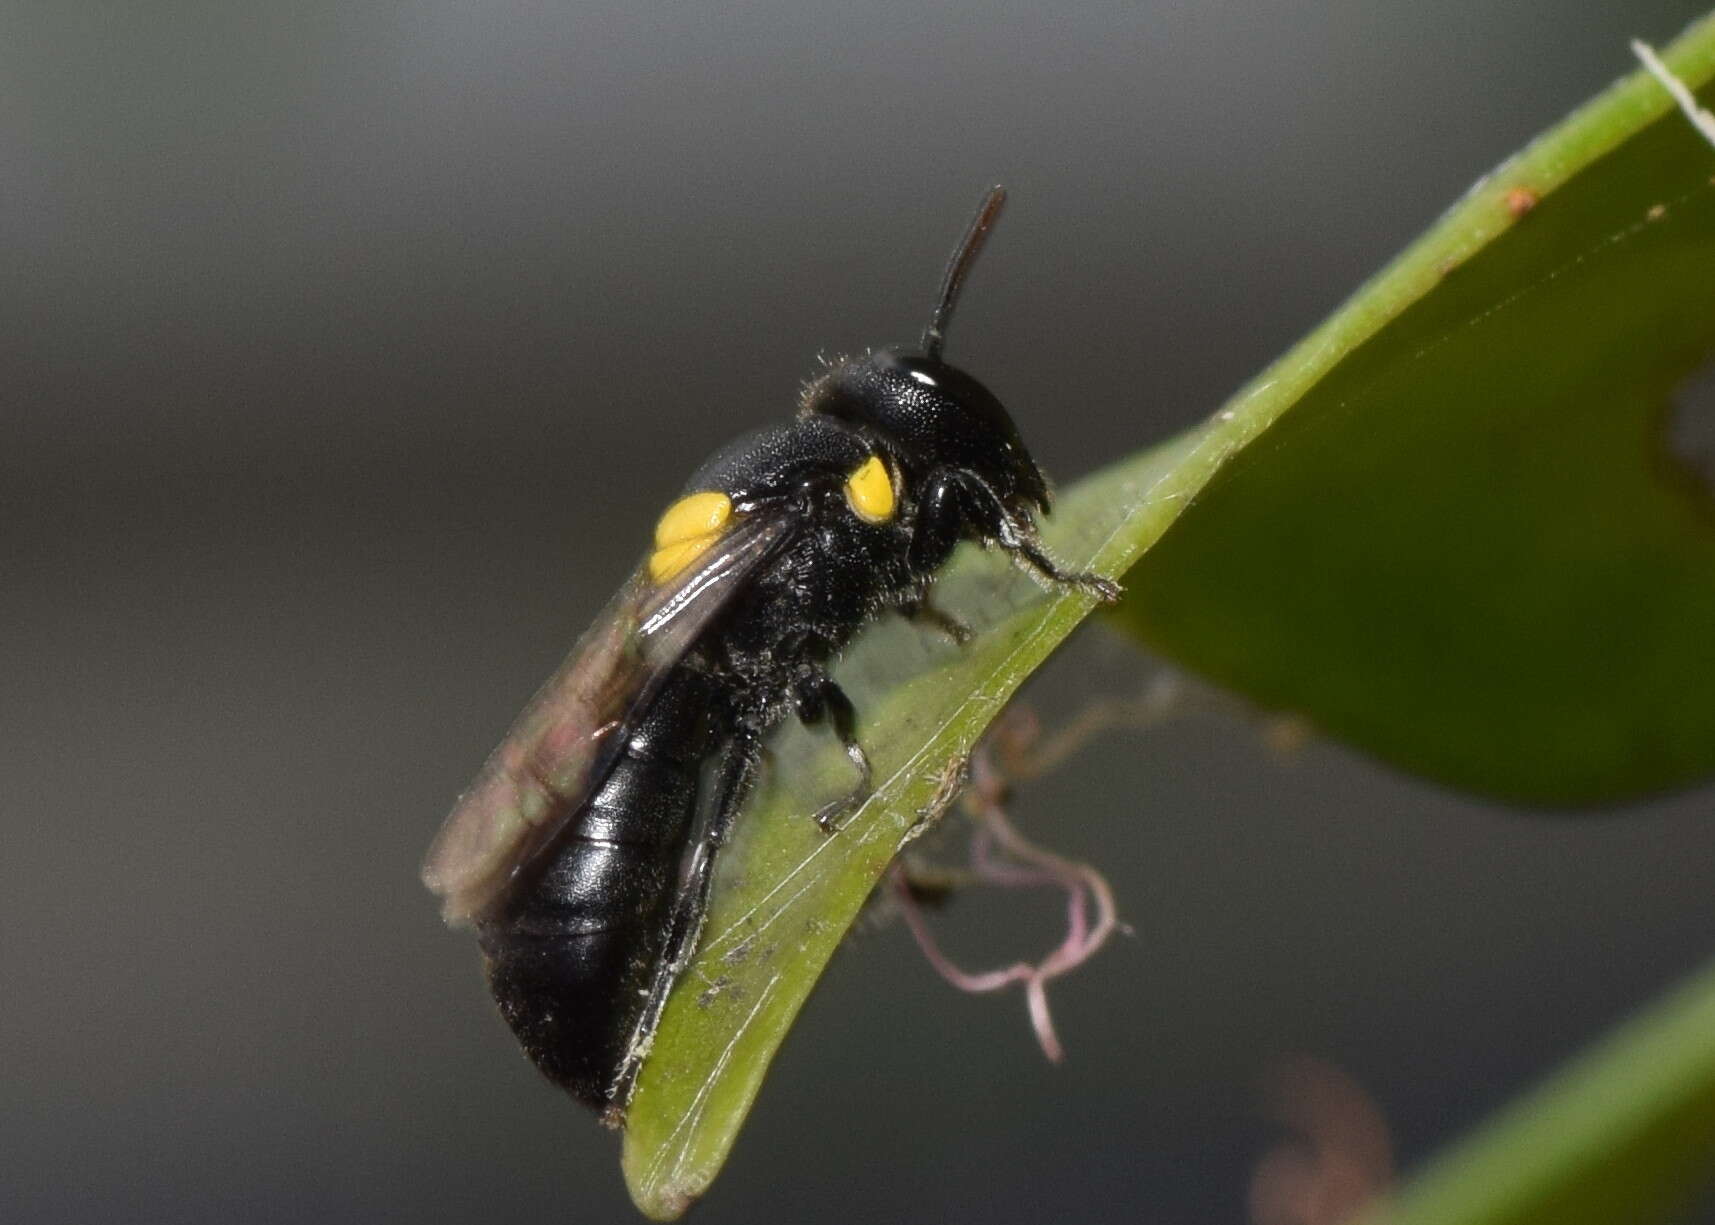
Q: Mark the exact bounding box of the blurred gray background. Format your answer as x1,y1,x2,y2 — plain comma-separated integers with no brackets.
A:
6,3,1715,1222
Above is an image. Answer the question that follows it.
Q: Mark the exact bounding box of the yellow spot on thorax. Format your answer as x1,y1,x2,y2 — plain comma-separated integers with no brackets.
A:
844,455,895,524
655,490,732,546
649,490,733,583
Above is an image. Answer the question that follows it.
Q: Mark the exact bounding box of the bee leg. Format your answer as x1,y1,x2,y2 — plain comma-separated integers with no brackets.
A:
901,594,973,645
971,480,1121,602
907,472,969,574
606,726,763,1118
793,672,872,833
914,468,1121,603
1002,528,1123,603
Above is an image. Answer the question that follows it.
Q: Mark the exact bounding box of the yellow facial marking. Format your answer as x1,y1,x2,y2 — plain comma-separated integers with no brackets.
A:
649,490,733,583
844,455,895,524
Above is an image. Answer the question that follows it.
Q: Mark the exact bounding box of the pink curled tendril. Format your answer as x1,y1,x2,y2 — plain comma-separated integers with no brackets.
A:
889,700,1141,1062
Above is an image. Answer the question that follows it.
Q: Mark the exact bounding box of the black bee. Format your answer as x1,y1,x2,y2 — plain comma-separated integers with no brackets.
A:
422,187,1118,1122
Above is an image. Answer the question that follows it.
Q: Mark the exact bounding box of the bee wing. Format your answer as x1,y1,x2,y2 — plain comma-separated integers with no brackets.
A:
422,511,797,925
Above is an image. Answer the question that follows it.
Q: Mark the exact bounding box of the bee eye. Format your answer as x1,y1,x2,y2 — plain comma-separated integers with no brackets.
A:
843,455,896,524
649,490,733,582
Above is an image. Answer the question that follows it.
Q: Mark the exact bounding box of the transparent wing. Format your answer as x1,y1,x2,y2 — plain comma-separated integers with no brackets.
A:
422,512,796,924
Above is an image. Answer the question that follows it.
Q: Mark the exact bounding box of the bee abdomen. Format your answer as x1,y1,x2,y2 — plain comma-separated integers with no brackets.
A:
477,674,715,1107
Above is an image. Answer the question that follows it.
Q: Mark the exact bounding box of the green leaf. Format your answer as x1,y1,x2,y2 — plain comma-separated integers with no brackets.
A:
622,15,1715,1215
1358,954,1715,1225
1117,20,1715,804
621,426,1219,1218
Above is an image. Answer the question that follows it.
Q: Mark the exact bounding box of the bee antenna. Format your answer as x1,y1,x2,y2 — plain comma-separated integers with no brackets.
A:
921,185,1007,363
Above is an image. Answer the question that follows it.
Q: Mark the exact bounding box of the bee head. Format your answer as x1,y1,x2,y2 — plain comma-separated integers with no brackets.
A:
801,185,1049,515
804,348,1050,514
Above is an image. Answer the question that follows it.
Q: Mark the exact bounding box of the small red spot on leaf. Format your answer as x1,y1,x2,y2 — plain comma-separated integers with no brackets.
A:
1504,186,1539,218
